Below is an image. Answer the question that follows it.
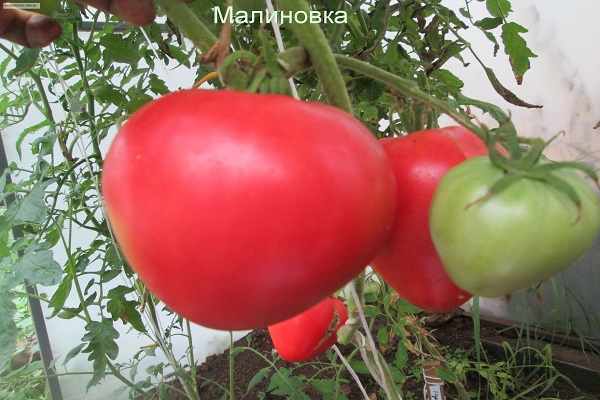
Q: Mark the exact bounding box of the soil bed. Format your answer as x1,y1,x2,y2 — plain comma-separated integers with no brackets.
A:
144,312,599,399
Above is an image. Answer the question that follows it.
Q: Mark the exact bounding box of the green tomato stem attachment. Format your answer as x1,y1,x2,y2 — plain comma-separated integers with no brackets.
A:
274,0,352,113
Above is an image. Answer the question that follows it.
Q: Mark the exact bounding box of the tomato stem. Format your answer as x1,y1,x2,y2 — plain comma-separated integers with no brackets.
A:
274,0,352,113
333,54,487,139
155,0,217,53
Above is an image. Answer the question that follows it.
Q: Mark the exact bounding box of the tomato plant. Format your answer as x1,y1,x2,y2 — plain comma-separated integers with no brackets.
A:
370,126,488,312
102,89,396,330
430,156,600,297
268,296,347,362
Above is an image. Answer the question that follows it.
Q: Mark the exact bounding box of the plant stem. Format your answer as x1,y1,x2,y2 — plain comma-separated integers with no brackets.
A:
334,54,487,139
70,23,102,159
154,0,217,53
274,0,352,113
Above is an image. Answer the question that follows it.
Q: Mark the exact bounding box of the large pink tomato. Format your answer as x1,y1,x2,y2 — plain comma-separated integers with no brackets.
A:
102,89,396,330
371,126,488,312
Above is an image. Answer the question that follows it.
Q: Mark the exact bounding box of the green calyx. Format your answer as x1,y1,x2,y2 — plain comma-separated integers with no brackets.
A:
478,126,600,220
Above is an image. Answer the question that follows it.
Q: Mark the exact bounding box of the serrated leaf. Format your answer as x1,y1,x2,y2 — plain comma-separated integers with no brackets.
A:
13,249,62,286
437,69,464,89
310,379,337,395
501,22,537,83
5,185,47,224
394,342,408,368
486,0,512,18
82,318,120,390
148,74,170,95
11,48,41,76
0,291,17,370
94,85,127,107
99,33,140,64
107,298,146,333
247,367,270,391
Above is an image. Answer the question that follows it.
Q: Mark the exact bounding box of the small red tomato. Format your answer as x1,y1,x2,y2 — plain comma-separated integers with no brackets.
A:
371,126,488,312
268,297,348,362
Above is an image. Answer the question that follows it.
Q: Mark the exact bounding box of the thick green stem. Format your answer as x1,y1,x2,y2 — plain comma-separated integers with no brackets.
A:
274,0,352,113
155,0,217,53
334,54,487,139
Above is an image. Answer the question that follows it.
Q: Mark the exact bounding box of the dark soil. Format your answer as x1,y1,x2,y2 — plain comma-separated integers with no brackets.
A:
143,311,600,399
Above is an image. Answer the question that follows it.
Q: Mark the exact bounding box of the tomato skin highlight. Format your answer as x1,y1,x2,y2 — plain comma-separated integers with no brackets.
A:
102,89,396,330
430,156,600,297
370,126,487,312
268,297,348,362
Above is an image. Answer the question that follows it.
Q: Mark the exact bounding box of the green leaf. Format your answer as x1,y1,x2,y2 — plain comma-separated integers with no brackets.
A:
501,22,537,82
247,367,270,392
377,327,388,348
310,379,338,395
15,119,51,159
5,186,47,224
99,33,140,64
48,277,73,318
82,318,120,390
148,74,170,95
347,360,371,374
483,67,541,108
437,69,464,89
94,85,128,107
455,94,514,131
13,249,62,286
63,343,86,366
0,290,17,370
11,48,41,76
106,292,146,333
475,17,503,30
394,342,408,368
486,0,512,18
436,366,458,383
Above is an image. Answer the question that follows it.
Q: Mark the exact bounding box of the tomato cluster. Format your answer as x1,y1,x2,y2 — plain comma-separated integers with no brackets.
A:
102,89,600,358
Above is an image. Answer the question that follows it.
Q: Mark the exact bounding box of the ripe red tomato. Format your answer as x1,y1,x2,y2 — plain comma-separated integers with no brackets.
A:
430,156,600,297
102,89,396,330
268,297,348,362
370,126,488,312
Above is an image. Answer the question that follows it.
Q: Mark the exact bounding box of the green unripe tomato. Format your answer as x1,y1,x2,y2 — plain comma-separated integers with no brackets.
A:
430,156,600,298
20,0,60,16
